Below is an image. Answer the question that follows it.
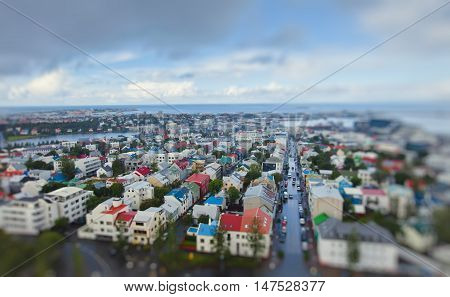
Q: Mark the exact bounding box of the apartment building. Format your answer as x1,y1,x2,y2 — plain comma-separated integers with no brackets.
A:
45,187,93,223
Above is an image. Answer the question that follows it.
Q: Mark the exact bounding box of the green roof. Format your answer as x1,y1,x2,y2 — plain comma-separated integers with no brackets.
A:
313,213,329,225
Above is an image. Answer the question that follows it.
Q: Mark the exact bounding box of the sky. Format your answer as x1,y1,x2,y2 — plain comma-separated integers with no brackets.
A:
0,0,449,106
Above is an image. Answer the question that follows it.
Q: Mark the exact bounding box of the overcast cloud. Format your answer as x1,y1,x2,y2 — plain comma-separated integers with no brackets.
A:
0,0,449,106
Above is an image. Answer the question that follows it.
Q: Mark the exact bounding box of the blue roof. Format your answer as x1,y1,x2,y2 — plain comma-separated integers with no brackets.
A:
205,196,224,205
197,222,217,237
168,187,189,201
50,172,66,182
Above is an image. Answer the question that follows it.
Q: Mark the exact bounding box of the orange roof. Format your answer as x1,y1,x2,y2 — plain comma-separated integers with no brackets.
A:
241,208,272,234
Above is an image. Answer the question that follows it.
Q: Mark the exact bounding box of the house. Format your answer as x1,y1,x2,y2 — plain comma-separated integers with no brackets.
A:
129,207,167,245
148,172,170,188
196,221,218,253
0,196,59,235
262,156,282,173
192,204,221,223
45,187,93,223
96,165,113,178
124,181,154,210
161,200,180,222
309,185,343,221
182,182,200,203
21,179,48,197
387,185,415,219
397,217,436,253
361,188,390,214
243,184,277,215
222,174,243,192
251,175,277,192
164,187,193,217
185,173,210,197
316,216,398,273
75,157,101,177
219,208,273,258
357,168,376,185
78,198,131,241
204,196,226,210
202,162,222,180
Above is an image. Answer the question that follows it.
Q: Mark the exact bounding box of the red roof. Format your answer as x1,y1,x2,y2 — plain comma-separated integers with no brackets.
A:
102,204,127,215
186,173,210,184
241,208,272,234
136,166,151,176
361,188,386,196
174,159,189,170
116,211,137,222
220,213,243,232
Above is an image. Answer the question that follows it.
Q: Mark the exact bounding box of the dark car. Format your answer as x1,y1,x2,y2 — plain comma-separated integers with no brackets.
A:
280,232,287,243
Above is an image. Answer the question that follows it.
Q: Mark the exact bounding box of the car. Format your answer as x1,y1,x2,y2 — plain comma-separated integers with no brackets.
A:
297,186,301,191
289,194,293,199
300,218,305,225
301,232,307,242
280,233,286,243
282,216,288,221
302,241,308,251
281,225,287,233
293,177,296,181
299,206,304,213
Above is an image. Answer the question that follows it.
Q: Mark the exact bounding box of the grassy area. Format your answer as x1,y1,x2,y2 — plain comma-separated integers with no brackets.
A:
6,135,40,142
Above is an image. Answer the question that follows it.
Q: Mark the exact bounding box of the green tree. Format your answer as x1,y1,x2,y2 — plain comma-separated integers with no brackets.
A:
227,186,240,203
344,157,356,171
139,198,164,210
247,217,265,261
350,176,362,187
61,158,76,180
372,170,389,184
154,186,171,202
112,159,125,177
394,171,411,185
41,182,66,193
86,195,107,211
208,179,223,195
53,217,69,234
110,183,125,197
433,207,450,243
198,215,210,224
150,162,159,173
347,229,360,272
272,172,283,184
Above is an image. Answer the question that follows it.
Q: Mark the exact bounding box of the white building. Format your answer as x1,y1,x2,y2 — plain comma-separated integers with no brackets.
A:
124,181,154,210
316,217,398,273
129,207,166,245
309,185,343,221
219,208,273,258
0,196,58,235
45,187,93,223
75,157,102,177
78,198,133,241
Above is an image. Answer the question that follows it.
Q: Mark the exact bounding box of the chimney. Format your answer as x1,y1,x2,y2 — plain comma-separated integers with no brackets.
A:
112,197,121,207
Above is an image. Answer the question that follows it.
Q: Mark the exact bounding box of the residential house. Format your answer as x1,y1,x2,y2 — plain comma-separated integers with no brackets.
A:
124,181,154,210
243,184,277,216
309,185,343,221
129,207,167,245
219,208,273,258
185,173,210,197
316,217,398,273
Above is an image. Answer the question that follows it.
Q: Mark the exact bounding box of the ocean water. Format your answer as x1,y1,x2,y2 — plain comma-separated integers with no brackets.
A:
1,102,450,136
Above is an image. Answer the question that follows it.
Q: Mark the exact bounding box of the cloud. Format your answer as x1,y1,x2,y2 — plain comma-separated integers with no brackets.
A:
124,81,197,99
8,69,67,99
0,0,251,75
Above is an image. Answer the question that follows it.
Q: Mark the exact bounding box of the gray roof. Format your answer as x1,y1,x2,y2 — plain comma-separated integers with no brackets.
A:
317,217,394,243
310,185,343,201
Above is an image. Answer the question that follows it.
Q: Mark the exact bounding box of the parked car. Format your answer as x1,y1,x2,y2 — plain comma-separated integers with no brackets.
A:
280,232,286,243
281,225,287,233
289,194,293,199
300,217,305,225
297,186,301,191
